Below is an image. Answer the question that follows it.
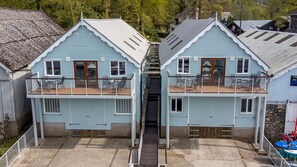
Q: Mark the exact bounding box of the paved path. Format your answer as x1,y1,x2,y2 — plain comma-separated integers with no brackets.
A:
11,138,130,167
159,138,274,167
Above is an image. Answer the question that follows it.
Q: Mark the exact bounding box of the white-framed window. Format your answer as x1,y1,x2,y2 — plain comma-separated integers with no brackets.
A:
170,97,183,113
237,58,249,74
177,58,190,74
45,60,61,76
44,99,60,114
110,61,126,76
116,99,131,114
241,98,253,113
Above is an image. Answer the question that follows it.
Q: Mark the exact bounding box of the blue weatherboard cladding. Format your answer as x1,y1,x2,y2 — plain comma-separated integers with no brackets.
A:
32,26,141,130
161,26,264,127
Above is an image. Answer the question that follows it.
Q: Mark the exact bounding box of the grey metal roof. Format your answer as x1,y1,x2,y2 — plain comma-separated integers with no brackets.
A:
238,30,297,75
233,20,272,32
0,8,65,71
84,19,150,65
159,19,214,66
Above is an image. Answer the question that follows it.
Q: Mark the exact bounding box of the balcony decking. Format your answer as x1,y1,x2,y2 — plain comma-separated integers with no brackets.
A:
28,87,131,96
169,85,267,94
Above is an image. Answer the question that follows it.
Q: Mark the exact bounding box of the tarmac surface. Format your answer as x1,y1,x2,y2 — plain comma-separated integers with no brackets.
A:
159,138,274,167
11,137,274,167
11,138,130,167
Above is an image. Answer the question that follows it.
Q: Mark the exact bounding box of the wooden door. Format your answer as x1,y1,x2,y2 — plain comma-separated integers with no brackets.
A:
201,58,226,85
74,61,98,88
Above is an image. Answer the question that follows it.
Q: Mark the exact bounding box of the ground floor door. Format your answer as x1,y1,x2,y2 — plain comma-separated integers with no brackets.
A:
74,61,98,88
69,99,106,129
285,103,297,133
188,97,234,126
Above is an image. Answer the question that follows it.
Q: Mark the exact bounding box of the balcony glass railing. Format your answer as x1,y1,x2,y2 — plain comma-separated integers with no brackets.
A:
26,74,135,96
168,75,269,94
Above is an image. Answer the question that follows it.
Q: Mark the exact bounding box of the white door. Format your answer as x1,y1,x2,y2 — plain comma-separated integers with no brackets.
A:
285,103,297,133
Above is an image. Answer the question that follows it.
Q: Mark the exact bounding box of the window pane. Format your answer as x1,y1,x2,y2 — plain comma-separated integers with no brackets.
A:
237,59,243,73
111,61,118,75
119,62,126,75
241,99,247,112
177,98,182,112
45,99,60,113
46,61,52,75
244,59,249,73
53,61,61,75
178,59,183,73
184,58,189,73
171,98,176,111
248,99,252,112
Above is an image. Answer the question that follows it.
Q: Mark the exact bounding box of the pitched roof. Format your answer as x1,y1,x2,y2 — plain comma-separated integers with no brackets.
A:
233,20,273,32
30,19,150,68
159,19,269,71
159,19,213,67
238,30,297,78
84,19,150,65
0,8,65,72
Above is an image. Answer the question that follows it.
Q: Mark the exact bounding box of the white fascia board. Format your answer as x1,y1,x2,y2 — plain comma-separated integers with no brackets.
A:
160,21,215,71
272,63,297,80
0,62,11,73
29,20,140,69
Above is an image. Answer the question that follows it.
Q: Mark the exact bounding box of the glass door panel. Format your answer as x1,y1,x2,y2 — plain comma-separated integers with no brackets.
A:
87,62,98,88
74,61,85,87
201,58,225,86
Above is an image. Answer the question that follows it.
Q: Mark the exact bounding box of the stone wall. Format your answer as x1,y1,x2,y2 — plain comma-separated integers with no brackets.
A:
265,104,286,143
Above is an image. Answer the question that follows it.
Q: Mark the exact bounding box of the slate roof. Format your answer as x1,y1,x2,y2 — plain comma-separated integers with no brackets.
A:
84,19,150,65
159,19,213,66
238,30,297,76
233,20,273,32
0,8,64,72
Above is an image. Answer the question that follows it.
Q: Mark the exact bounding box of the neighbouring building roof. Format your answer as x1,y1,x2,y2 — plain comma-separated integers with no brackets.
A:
0,8,65,72
159,19,269,71
238,30,297,78
30,19,150,68
232,20,273,32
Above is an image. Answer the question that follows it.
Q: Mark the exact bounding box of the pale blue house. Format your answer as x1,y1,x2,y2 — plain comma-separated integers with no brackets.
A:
159,19,270,149
26,19,150,146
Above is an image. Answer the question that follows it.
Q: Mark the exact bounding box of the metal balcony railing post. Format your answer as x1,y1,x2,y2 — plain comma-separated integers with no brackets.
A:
201,77,203,93
85,80,88,95
251,78,254,93
41,81,43,95
218,77,220,93
55,82,58,95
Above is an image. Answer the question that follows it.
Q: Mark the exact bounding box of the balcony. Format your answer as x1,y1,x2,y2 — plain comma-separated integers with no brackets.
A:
168,75,269,95
26,74,135,98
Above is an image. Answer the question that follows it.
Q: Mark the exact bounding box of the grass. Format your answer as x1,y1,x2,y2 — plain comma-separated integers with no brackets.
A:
0,136,20,156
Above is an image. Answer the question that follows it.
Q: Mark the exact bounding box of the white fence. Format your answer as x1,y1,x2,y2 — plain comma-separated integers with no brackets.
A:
263,136,291,167
0,126,34,167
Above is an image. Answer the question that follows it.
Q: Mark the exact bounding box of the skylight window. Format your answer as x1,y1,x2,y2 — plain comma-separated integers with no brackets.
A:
245,31,258,38
275,35,294,44
166,33,175,40
124,41,136,50
133,35,142,42
290,41,297,47
171,40,183,50
169,37,179,45
264,33,279,41
129,37,140,46
167,35,176,43
254,32,268,39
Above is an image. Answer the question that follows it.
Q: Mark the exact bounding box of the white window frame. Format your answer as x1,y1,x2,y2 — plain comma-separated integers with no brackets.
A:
110,60,127,77
44,60,62,76
115,99,131,115
240,98,253,114
236,58,250,74
170,97,183,113
177,57,190,74
43,99,61,114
